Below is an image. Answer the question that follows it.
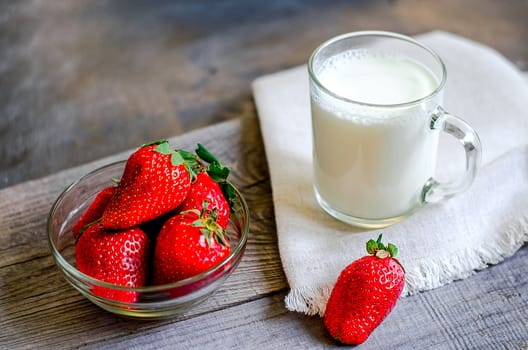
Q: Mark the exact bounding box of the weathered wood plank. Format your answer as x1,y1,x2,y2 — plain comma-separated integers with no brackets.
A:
17,245,524,350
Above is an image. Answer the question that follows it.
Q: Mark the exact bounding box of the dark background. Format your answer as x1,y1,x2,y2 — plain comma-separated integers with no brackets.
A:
2,0,527,188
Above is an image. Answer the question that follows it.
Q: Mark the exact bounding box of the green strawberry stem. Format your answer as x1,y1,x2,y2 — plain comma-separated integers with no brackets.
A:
195,143,220,164
366,234,398,258
366,234,405,272
195,143,230,181
195,143,237,213
141,139,168,148
183,200,230,248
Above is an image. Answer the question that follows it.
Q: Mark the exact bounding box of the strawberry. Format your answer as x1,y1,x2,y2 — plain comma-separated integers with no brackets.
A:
152,202,231,285
72,186,116,239
179,172,230,228
75,223,150,303
178,144,237,228
323,234,405,345
102,140,197,229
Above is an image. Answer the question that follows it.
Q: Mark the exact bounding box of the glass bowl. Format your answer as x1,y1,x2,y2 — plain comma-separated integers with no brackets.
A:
47,161,249,319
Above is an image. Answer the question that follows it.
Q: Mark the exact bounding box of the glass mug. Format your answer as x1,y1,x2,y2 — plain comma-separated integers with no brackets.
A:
309,31,481,228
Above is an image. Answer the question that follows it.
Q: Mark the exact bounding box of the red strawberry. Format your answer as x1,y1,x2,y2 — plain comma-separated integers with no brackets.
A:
179,172,230,228
152,202,231,285
180,143,237,228
75,223,150,303
72,186,116,239
102,140,196,229
324,234,405,345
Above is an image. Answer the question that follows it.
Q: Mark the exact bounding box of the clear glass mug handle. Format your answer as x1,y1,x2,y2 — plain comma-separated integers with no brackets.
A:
422,107,482,204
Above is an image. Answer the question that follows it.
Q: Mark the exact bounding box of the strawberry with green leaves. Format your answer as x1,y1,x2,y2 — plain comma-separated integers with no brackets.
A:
179,144,236,229
152,201,231,285
72,186,116,239
75,223,150,303
102,140,198,230
324,234,405,345
179,172,230,228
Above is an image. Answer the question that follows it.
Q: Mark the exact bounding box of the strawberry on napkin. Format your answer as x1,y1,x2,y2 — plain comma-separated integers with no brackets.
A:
252,31,528,316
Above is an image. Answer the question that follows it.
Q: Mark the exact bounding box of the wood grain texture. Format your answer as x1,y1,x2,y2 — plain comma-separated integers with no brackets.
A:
1,116,527,349
80,241,528,350
1,0,527,188
86,246,528,350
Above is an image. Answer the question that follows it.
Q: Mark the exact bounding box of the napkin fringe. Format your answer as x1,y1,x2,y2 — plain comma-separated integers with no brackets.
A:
285,214,528,317
405,215,528,295
285,284,333,316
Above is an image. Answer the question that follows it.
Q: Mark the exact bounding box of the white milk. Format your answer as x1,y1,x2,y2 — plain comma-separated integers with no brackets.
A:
311,49,440,219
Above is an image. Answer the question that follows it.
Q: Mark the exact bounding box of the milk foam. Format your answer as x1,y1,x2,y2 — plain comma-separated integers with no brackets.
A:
317,49,438,106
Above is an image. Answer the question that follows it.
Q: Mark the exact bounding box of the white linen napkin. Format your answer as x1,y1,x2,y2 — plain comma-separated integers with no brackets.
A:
252,31,528,316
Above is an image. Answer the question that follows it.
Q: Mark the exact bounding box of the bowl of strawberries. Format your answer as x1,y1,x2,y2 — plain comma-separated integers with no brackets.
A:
47,140,249,319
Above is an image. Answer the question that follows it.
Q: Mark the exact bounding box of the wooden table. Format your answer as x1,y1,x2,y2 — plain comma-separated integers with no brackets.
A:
1,1,527,349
